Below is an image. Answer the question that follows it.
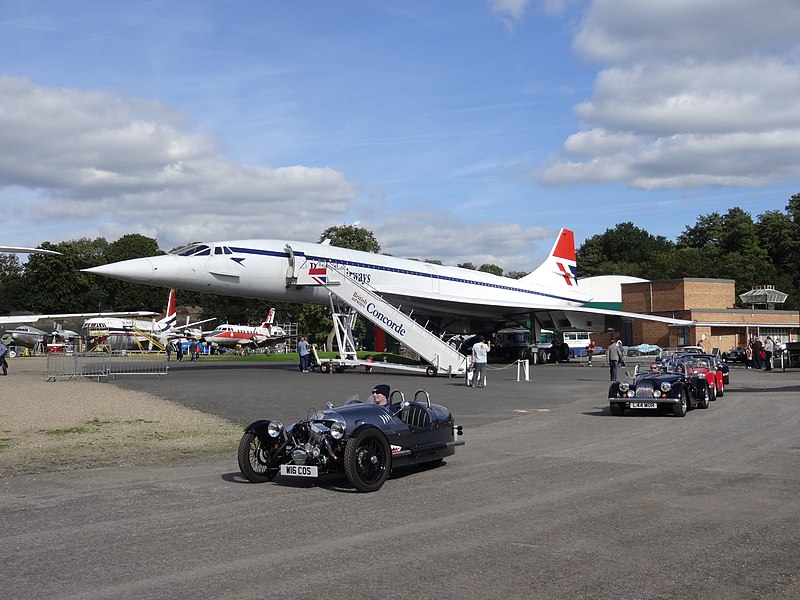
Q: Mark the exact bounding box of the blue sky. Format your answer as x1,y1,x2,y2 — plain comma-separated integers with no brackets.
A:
2,0,799,271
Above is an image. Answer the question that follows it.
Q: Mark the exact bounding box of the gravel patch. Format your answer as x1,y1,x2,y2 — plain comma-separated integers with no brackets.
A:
0,357,242,478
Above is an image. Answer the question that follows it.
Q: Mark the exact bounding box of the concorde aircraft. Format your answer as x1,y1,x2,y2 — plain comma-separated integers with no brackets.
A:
83,229,691,336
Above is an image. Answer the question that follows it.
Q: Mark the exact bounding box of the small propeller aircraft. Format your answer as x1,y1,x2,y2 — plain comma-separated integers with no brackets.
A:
204,308,289,351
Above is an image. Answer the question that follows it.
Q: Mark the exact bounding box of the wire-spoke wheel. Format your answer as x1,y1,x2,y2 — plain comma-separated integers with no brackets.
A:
344,429,391,492
238,432,278,483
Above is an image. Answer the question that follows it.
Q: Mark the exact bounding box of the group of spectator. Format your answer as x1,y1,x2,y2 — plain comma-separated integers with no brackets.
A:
165,340,203,362
745,336,778,371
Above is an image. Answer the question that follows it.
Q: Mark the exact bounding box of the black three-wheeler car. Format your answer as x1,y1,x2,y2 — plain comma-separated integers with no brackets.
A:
238,390,464,492
608,360,712,417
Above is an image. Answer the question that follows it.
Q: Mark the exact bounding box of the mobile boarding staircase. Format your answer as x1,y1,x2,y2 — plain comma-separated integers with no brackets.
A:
295,262,469,378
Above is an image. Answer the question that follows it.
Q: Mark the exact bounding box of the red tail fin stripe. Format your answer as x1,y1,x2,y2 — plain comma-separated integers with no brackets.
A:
552,229,576,261
556,263,574,286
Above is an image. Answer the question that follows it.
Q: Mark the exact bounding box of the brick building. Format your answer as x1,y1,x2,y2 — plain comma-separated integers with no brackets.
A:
619,278,799,352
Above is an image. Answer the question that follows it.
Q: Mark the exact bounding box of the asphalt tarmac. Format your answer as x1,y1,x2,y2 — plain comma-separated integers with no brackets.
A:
3,360,800,599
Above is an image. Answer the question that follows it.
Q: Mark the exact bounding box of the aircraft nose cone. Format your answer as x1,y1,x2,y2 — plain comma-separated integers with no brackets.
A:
83,258,157,284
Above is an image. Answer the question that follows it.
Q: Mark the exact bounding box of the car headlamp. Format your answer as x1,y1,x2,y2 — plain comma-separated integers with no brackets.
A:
618,382,630,393
660,382,672,393
267,420,284,438
330,420,346,440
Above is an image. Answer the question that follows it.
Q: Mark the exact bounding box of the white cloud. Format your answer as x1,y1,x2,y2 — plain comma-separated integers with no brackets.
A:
0,76,554,270
371,211,553,271
0,76,355,249
539,0,800,190
574,0,800,63
489,0,532,23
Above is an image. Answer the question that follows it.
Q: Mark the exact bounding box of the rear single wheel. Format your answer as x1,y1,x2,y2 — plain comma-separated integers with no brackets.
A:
319,362,331,374
237,432,279,483
673,391,688,417
609,403,624,416
344,429,392,492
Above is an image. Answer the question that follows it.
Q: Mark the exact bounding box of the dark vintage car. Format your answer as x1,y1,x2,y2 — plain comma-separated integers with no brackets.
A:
722,348,746,364
238,390,464,492
608,360,712,417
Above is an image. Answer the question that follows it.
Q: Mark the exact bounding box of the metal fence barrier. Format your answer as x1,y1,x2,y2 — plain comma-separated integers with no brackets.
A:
47,351,168,381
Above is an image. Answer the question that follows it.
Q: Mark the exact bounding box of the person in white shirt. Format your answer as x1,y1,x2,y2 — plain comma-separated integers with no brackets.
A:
763,336,774,372
470,336,490,388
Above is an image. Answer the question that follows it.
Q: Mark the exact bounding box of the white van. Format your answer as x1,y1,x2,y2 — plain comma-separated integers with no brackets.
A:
536,330,595,363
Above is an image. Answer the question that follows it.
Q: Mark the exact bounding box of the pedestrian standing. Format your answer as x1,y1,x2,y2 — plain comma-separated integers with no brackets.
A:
752,337,763,369
470,336,490,388
176,342,184,362
297,336,310,372
607,338,622,381
189,340,198,362
0,341,8,376
745,344,753,369
586,340,596,367
763,336,774,371
165,343,172,362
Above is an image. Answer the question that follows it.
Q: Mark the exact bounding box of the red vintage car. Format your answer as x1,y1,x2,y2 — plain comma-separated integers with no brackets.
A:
674,355,724,399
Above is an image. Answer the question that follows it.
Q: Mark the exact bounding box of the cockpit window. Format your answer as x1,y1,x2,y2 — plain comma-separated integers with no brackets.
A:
171,244,211,257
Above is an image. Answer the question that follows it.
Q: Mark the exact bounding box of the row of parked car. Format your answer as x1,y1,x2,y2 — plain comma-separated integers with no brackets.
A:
608,348,730,417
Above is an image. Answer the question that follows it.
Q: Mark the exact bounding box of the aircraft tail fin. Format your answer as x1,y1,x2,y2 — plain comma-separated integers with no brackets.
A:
520,229,578,288
157,289,178,331
260,308,276,330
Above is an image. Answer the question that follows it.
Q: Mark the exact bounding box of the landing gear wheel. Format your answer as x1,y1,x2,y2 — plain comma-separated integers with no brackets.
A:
673,391,688,417
344,429,392,493
237,432,278,483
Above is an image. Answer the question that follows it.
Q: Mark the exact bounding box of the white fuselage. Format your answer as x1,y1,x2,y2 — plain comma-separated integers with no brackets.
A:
204,323,286,348
87,239,589,321
81,316,172,351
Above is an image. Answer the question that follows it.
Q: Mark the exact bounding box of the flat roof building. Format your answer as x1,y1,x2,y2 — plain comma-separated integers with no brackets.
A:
620,278,799,352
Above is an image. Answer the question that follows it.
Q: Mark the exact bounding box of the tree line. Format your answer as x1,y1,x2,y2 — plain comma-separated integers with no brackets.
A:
2,194,798,342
